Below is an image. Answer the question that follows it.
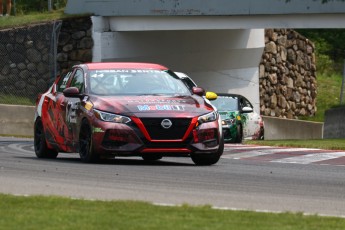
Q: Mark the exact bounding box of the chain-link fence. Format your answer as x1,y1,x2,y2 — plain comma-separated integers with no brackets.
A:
0,21,61,105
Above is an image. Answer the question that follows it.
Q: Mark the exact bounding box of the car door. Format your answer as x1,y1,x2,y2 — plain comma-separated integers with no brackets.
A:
239,96,261,138
41,72,72,148
61,68,85,149
48,72,72,148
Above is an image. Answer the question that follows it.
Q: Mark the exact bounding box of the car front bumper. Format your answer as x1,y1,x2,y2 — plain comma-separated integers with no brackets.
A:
90,117,222,157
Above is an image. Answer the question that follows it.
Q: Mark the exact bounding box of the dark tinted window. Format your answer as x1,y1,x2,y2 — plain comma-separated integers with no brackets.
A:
239,97,253,109
70,69,84,93
182,78,197,91
56,72,72,93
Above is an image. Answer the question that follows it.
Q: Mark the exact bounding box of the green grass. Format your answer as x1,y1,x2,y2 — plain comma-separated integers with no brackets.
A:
0,93,35,106
1,194,345,230
246,139,345,150
301,73,343,122
0,9,88,29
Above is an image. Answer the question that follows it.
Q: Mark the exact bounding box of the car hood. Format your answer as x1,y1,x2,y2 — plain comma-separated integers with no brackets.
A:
89,95,213,118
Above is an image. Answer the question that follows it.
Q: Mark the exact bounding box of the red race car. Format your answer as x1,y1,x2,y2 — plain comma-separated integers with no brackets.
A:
34,62,223,165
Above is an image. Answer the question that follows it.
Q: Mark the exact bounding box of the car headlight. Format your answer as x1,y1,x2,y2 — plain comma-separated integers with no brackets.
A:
94,109,131,123
198,111,217,124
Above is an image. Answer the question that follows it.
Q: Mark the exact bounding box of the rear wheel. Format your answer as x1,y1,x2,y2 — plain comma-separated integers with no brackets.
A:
79,119,99,163
34,118,58,159
191,138,224,166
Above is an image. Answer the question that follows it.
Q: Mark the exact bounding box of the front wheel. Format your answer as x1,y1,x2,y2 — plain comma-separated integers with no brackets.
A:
79,119,99,163
191,138,224,166
234,124,243,143
34,118,58,159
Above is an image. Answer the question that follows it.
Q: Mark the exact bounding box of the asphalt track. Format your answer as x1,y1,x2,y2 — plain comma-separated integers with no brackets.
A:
1,137,345,217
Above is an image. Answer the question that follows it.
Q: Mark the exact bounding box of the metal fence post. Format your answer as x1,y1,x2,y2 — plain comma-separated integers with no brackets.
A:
12,0,16,15
48,0,52,11
340,60,345,104
52,21,62,81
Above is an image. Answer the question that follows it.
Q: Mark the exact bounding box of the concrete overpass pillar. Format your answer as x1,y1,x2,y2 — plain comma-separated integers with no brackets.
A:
91,16,264,111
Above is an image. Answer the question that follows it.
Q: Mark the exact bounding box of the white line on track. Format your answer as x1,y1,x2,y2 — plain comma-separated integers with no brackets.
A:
222,150,273,159
271,152,345,164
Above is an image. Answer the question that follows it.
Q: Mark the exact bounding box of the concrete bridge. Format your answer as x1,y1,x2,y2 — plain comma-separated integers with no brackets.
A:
65,0,345,112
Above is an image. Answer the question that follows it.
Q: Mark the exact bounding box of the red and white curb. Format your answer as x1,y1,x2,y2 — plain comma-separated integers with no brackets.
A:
222,144,345,166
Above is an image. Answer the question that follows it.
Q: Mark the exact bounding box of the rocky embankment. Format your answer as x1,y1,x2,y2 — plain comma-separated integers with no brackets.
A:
259,29,317,119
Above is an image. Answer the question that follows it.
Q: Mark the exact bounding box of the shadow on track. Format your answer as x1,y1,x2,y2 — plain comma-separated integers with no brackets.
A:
2,139,196,167
15,155,195,167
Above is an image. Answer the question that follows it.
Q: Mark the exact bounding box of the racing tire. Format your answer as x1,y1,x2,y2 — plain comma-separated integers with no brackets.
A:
79,119,99,163
34,118,58,159
191,138,224,166
142,154,162,161
234,124,243,143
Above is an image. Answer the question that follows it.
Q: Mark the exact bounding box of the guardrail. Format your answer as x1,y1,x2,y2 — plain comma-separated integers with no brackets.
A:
262,116,323,140
323,107,345,139
0,104,34,137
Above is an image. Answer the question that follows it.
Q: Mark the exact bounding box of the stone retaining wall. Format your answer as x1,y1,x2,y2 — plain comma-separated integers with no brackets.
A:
0,22,57,101
57,17,93,75
259,29,317,119
0,17,93,102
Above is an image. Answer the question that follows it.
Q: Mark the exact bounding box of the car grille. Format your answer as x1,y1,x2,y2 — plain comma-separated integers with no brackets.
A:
140,118,192,140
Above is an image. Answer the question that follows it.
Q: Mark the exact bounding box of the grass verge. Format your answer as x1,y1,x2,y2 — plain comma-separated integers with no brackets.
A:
0,94,35,106
1,194,345,230
246,139,345,150
0,9,89,29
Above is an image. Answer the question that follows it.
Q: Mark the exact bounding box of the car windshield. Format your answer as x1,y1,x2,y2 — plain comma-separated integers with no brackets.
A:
211,96,238,111
88,69,191,96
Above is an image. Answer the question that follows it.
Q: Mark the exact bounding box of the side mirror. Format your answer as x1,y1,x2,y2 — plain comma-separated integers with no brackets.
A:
192,87,205,97
242,106,253,113
205,91,218,101
63,87,81,98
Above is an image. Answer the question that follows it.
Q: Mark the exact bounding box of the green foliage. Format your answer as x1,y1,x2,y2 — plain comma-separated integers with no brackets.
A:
316,54,335,75
297,29,345,74
299,72,342,122
296,29,345,121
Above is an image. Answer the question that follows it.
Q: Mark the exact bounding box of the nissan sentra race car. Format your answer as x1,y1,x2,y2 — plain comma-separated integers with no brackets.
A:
34,62,224,165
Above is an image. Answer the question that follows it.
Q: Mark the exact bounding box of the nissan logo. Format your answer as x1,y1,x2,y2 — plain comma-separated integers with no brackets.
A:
161,119,173,129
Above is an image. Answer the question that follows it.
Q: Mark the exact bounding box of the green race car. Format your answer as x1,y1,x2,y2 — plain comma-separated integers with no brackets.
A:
211,94,264,143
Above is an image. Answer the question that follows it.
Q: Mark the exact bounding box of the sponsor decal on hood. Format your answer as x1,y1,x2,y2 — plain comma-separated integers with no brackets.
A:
90,95,213,116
